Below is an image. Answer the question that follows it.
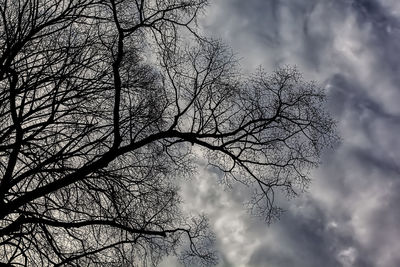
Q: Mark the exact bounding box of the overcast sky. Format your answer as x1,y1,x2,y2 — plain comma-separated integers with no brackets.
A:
162,0,400,266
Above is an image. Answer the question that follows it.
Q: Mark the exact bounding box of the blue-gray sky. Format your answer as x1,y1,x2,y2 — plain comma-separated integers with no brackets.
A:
162,0,400,266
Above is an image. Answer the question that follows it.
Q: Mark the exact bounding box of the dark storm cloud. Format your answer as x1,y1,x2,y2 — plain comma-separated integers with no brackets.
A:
182,0,400,267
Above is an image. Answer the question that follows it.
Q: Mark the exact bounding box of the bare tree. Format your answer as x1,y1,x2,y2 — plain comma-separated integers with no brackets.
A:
0,0,336,266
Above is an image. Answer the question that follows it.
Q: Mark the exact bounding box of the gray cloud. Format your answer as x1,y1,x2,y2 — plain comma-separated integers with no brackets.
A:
186,0,400,267
163,0,400,266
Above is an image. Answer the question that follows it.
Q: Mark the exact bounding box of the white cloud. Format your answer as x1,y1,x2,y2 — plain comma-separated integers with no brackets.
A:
337,247,358,267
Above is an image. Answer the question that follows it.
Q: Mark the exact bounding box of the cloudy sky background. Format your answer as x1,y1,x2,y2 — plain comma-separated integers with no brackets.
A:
161,0,400,266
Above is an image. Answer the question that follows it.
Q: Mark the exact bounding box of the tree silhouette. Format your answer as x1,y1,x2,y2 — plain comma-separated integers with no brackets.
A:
0,0,336,266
